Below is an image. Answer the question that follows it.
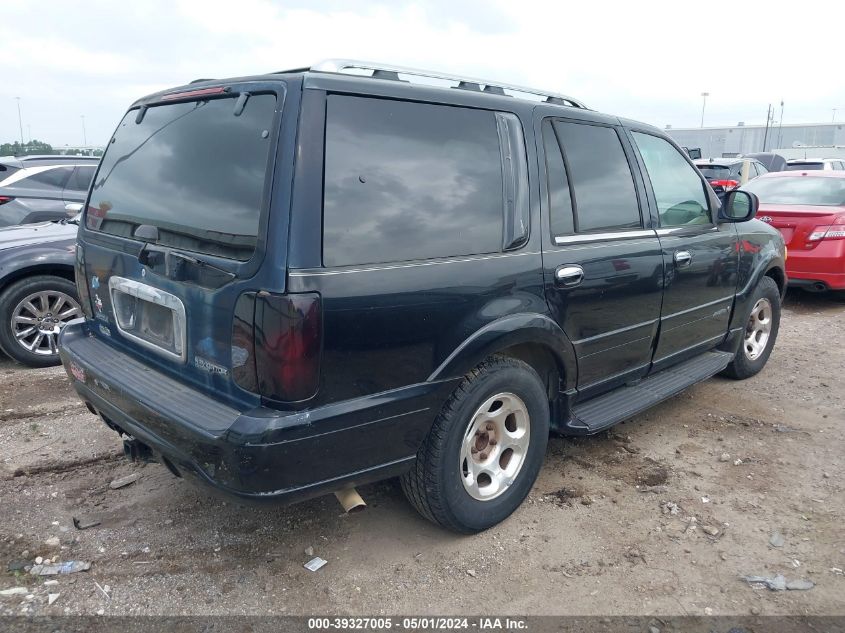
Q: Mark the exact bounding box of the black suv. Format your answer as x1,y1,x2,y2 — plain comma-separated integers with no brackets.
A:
58,61,786,533
0,155,98,227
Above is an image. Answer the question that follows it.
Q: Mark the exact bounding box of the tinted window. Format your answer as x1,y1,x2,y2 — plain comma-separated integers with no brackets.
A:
68,165,97,192
323,96,504,267
743,176,845,206
697,165,732,180
553,121,640,232
786,162,824,171
87,93,277,261
632,132,711,227
542,120,574,236
16,166,73,190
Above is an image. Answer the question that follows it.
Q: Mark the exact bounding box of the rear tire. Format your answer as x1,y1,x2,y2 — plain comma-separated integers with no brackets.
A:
0,275,81,368
401,356,549,533
721,276,780,380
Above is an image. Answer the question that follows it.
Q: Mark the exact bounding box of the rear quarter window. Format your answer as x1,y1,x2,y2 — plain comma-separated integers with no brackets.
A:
322,95,506,267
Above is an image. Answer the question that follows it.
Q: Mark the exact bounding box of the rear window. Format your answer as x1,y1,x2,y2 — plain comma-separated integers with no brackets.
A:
86,93,277,261
696,164,739,180
743,176,845,206
786,162,824,171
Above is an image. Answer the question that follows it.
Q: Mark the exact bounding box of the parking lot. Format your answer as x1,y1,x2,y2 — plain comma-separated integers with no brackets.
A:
1,289,843,616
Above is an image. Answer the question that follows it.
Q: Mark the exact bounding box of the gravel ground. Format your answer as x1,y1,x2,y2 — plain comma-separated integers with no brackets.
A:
1,289,843,617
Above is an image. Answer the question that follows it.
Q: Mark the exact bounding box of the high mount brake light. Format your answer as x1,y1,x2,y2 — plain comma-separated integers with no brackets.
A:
0,196,13,205
160,86,226,101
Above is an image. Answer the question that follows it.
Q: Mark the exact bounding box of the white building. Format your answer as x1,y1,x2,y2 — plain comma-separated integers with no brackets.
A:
666,122,845,159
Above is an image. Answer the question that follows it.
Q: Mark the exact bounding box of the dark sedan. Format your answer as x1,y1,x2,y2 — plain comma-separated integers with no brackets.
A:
0,217,80,367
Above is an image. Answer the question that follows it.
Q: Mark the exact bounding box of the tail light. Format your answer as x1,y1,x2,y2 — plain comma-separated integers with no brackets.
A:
710,179,739,190
807,217,845,244
0,195,13,205
253,292,322,402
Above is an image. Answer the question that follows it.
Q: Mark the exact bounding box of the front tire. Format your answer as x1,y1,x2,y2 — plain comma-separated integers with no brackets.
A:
401,356,549,533
721,276,781,380
0,275,82,368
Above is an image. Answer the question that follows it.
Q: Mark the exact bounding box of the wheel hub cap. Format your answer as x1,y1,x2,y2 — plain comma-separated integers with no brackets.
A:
11,290,82,356
460,392,531,501
744,297,772,361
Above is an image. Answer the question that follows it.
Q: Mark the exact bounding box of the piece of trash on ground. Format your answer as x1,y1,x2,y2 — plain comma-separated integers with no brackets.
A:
0,587,29,597
73,516,101,530
769,531,785,548
48,593,60,606
109,473,140,490
742,574,814,591
304,556,327,572
29,561,91,576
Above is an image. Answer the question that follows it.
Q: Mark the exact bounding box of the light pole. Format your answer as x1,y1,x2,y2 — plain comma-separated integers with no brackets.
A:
776,100,784,149
15,97,24,146
700,92,709,128
81,115,87,147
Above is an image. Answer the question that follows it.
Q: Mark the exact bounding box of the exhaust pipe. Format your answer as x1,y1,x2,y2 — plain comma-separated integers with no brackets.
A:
334,487,367,513
122,437,156,463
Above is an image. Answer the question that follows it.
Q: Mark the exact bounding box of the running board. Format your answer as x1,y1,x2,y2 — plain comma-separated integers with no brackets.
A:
565,351,734,435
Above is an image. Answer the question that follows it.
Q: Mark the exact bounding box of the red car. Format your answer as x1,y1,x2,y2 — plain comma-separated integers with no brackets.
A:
743,171,845,291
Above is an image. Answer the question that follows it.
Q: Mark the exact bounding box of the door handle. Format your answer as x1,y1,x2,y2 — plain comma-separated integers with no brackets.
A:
555,264,584,287
674,250,692,267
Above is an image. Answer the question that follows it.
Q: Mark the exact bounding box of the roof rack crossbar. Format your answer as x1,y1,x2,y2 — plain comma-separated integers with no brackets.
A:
308,59,588,109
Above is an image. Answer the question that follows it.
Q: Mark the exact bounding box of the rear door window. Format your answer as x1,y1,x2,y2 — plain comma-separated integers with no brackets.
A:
323,95,507,267
15,166,73,190
550,121,641,233
86,93,277,261
67,165,97,193
631,132,711,227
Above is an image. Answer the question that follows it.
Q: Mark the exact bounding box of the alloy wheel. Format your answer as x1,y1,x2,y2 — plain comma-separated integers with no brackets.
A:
459,392,531,501
10,290,82,357
744,297,772,361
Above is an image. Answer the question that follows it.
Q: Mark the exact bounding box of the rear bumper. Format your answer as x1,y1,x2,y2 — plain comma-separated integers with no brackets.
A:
58,321,450,504
786,245,845,290
787,270,845,291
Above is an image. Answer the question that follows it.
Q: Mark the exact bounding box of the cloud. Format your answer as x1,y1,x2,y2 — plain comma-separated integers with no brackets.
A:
1,0,843,146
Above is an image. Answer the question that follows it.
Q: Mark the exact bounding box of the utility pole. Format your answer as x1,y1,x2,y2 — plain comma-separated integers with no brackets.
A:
700,92,709,128
81,115,87,147
15,97,24,146
762,103,772,152
776,100,784,149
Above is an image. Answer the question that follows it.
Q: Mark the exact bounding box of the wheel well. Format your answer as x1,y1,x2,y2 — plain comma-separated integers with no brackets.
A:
497,342,563,404
765,266,786,297
0,266,76,295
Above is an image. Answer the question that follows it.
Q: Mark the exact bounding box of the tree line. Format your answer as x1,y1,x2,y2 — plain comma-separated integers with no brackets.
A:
1,140,103,157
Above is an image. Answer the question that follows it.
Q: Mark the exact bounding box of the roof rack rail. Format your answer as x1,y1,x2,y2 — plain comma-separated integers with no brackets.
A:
308,59,589,109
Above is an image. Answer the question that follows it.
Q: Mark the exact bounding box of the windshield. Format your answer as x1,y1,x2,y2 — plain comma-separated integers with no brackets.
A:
743,176,845,206
785,162,823,171
86,93,277,261
697,165,736,180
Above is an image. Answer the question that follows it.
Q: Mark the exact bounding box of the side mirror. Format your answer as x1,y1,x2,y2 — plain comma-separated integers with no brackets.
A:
718,190,758,223
65,203,83,214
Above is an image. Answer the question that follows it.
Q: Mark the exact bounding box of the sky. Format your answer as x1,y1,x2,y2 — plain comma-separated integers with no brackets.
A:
2,0,845,148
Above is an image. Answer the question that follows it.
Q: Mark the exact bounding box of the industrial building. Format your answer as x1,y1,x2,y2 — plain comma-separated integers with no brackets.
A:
665,122,845,159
